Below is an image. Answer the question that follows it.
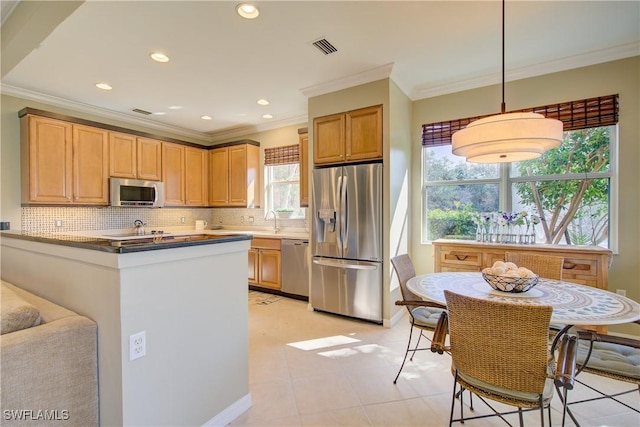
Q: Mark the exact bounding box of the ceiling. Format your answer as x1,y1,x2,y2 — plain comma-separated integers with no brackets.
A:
1,1,639,143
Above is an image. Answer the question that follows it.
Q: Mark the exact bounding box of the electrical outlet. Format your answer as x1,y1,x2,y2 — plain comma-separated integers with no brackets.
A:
54,219,64,227
240,216,244,223
248,216,254,223
129,331,146,361
180,216,186,224
616,289,627,297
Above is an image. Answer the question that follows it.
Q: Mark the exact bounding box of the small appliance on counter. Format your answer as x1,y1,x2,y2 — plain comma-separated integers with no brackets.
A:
310,163,383,323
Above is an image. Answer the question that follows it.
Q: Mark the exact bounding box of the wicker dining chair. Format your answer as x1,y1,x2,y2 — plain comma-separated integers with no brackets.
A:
439,290,575,427
391,254,446,384
559,321,640,424
504,252,564,280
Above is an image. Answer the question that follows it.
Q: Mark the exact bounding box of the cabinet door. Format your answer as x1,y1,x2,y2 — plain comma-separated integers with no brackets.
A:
72,125,109,204
184,147,208,206
228,145,248,206
346,105,382,162
209,147,229,206
162,142,185,205
299,132,309,207
258,249,281,290
109,132,137,179
248,248,258,284
313,113,345,165
137,138,162,181
23,116,73,203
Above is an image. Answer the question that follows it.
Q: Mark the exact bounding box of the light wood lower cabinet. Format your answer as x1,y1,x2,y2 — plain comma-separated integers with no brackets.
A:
248,238,281,290
432,239,612,290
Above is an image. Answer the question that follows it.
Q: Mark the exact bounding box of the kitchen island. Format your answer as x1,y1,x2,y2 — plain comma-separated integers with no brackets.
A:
0,231,253,426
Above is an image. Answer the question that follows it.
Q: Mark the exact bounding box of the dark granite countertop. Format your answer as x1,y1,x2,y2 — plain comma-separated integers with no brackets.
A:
0,231,253,253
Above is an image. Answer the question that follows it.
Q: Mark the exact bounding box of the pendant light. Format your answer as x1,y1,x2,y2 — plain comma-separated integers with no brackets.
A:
451,0,563,163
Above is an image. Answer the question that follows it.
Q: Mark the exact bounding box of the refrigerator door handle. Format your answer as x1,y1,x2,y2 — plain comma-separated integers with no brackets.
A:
336,175,343,251
312,258,378,270
340,174,348,253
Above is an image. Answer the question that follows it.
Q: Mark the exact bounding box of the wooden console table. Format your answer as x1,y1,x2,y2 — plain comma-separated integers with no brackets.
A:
432,239,613,290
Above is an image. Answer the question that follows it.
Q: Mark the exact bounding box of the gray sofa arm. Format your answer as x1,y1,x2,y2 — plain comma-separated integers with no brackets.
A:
1,315,98,427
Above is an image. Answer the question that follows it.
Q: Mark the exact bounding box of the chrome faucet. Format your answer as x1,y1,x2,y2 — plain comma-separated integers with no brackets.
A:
265,210,280,234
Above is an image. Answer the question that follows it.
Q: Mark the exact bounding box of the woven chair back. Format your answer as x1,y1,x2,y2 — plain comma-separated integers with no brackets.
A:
505,252,564,280
444,290,552,394
391,255,422,305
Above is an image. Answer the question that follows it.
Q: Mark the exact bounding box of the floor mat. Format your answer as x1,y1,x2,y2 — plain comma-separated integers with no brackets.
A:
249,291,282,305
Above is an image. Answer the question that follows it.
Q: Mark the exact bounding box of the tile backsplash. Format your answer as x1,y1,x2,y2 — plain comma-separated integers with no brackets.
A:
21,207,308,233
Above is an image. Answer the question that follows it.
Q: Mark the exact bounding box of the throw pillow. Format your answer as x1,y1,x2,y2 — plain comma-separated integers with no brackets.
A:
1,284,42,334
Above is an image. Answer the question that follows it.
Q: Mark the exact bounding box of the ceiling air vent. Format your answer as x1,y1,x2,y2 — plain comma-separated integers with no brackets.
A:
312,38,338,55
132,108,152,115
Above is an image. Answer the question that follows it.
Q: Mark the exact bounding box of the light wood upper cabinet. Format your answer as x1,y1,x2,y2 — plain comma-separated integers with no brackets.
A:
346,105,383,162
299,132,309,207
162,142,185,206
313,105,382,165
21,115,73,204
314,113,345,165
184,147,208,206
109,132,137,179
72,125,109,204
110,134,162,181
162,143,208,206
209,147,229,206
21,115,108,205
136,138,162,181
209,142,260,207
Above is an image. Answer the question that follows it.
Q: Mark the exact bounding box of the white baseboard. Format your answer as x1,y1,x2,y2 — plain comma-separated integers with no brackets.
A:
202,393,252,427
384,307,407,328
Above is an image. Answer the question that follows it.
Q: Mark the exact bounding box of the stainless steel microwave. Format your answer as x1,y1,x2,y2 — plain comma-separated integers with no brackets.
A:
110,178,165,207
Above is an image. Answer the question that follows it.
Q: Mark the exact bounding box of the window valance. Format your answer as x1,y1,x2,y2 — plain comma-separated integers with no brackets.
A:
264,144,299,166
422,94,619,147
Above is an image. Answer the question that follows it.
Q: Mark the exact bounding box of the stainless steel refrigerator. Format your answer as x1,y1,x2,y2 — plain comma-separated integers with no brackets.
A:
310,163,383,323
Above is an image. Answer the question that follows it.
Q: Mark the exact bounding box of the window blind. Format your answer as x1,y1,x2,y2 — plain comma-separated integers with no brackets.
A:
264,144,300,166
422,94,619,147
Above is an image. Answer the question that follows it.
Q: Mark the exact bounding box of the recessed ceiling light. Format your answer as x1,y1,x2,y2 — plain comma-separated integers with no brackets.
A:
262,114,273,119
236,3,259,19
153,112,166,115
168,105,183,110
150,52,170,63
257,99,269,106
201,115,213,120
95,83,112,91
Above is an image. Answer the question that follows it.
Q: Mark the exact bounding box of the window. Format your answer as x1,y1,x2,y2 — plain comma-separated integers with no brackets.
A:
421,95,618,249
264,144,304,218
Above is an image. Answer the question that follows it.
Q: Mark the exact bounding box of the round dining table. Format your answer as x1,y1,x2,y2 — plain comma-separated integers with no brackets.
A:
407,272,640,327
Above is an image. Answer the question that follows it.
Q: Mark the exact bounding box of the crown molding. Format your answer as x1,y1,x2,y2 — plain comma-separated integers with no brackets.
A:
300,63,394,98
0,83,212,142
208,114,308,142
411,42,640,100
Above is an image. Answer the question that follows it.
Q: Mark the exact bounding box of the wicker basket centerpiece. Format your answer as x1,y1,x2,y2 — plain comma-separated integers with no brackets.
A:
481,261,539,293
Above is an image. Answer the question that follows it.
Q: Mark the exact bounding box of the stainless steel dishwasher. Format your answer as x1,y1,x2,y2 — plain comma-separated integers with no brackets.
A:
281,239,309,297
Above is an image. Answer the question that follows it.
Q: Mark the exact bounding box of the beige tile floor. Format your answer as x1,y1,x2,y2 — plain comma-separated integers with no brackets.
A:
230,292,639,426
